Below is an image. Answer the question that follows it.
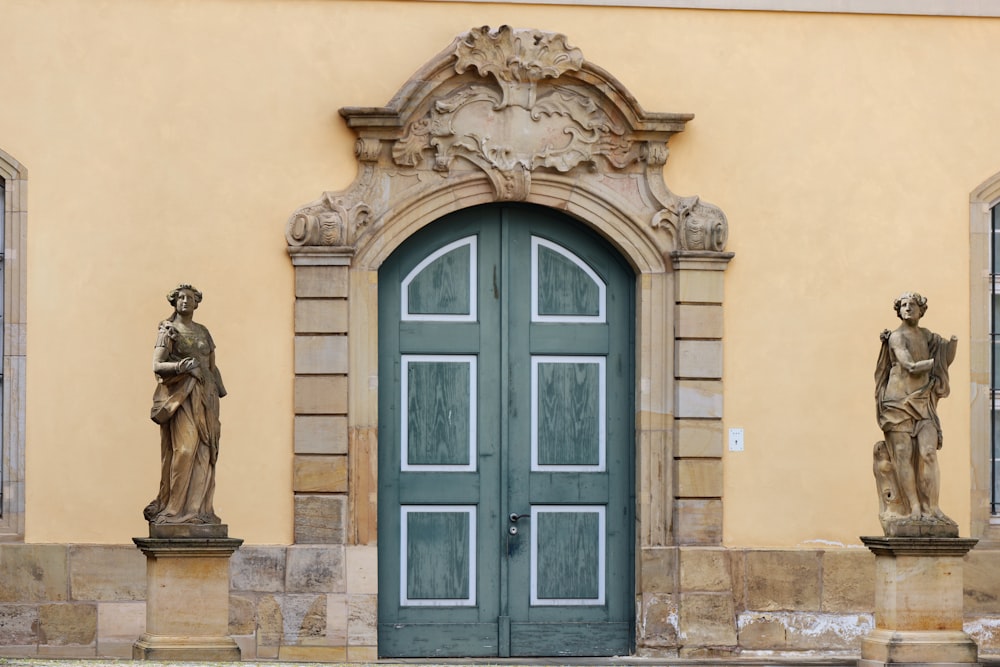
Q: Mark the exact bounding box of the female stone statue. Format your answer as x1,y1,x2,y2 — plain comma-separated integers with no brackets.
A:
144,284,227,525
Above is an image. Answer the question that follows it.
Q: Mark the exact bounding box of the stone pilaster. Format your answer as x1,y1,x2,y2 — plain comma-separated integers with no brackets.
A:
289,247,352,545
670,251,733,545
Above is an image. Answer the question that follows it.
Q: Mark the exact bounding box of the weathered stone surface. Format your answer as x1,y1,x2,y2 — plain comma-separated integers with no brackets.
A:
348,645,378,661
964,548,1000,614
0,604,38,645
96,601,144,657
676,304,723,339
280,594,327,642
296,266,348,298
821,549,874,612
678,645,738,659
739,611,872,651
233,635,257,661
326,594,348,644
294,376,348,415
295,335,348,375
730,549,747,610
680,547,731,592
675,459,723,498
229,593,256,635
278,645,348,661
294,494,347,544
256,594,283,648
674,499,722,545
0,544,68,603
965,617,1000,655
230,546,286,592
295,299,348,333
676,419,723,458
738,612,787,649
345,545,377,595
675,340,722,379
746,550,821,611
676,380,722,419
286,545,344,593
293,454,348,493
294,415,349,455
37,603,97,645
678,593,736,646
640,547,676,593
68,546,145,601
637,592,678,647
347,593,377,645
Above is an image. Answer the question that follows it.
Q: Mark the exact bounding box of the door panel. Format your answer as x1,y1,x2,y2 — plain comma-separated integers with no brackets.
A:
379,204,633,658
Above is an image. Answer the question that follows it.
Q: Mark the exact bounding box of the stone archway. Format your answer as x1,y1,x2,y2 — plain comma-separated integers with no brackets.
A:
284,25,732,655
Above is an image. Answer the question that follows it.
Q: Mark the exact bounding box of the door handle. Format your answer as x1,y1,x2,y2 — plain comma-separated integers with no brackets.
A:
509,513,530,523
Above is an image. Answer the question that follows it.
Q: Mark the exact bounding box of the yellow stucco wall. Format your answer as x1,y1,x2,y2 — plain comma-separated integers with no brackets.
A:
1,1,997,545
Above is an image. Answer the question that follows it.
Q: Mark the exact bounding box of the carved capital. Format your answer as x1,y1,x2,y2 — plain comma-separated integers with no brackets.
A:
675,196,729,252
286,192,372,247
643,142,670,167
652,195,730,253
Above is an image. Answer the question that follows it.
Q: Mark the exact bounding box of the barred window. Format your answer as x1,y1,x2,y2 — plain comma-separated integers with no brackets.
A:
993,203,1000,514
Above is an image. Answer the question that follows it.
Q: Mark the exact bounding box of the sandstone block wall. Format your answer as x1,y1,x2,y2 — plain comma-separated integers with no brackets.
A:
1,543,999,660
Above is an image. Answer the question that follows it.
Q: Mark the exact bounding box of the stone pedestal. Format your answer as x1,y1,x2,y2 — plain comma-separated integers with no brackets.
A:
859,536,979,667
133,526,243,661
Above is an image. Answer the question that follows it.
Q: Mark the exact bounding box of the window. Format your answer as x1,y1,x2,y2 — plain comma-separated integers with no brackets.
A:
0,148,25,540
993,203,1000,515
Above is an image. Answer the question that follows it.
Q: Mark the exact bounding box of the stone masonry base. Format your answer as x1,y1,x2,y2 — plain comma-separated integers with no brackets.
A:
2,544,1000,661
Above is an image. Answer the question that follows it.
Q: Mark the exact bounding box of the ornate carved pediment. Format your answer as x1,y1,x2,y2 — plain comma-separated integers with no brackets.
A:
286,25,730,257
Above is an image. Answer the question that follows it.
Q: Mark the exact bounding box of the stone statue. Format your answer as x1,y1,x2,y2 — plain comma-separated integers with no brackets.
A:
874,291,958,536
144,284,227,525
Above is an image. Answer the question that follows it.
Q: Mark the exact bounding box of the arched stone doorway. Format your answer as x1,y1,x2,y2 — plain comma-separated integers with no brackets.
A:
284,25,732,656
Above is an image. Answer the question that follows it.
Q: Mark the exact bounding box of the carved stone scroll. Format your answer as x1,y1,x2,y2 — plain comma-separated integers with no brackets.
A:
285,25,730,258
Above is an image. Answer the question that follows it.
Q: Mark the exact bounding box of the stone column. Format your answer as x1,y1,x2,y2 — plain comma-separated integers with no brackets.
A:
859,537,979,667
133,527,243,661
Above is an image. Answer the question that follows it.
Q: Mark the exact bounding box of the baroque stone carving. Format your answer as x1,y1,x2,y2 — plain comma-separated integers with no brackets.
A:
286,192,372,247
285,25,729,258
873,291,958,537
145,284,227,527
651,195,729,252
392,25,642,201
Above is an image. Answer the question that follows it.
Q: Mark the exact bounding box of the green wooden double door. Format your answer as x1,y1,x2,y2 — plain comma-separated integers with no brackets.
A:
378,204,634,657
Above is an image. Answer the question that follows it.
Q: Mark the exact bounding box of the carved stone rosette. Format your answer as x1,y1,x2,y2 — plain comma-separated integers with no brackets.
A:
285,24,730,258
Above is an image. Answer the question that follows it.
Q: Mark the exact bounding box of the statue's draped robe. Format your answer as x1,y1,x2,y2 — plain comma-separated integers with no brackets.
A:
146,319,223,524
875,327,952,445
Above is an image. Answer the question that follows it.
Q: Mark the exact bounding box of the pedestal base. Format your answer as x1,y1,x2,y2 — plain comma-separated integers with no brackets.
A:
133,531,243,662
859,537,979,667
133,632,241,661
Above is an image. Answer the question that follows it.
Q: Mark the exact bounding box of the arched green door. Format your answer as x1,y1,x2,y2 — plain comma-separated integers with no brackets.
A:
378,204,634,657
